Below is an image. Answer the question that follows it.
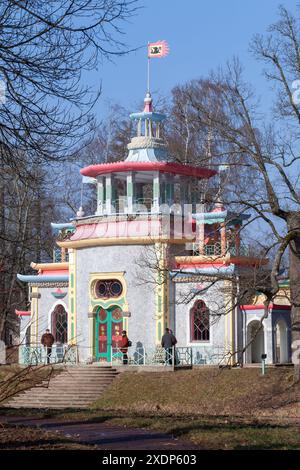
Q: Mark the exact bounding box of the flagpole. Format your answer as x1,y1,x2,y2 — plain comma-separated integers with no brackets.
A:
147,41,150,93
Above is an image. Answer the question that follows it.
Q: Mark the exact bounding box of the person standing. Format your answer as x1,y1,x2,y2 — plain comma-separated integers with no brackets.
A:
120,330,130,365
161,328,177,365
41,329,55,364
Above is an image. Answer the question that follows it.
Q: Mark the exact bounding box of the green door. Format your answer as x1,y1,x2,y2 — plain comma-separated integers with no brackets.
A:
95,306,123,362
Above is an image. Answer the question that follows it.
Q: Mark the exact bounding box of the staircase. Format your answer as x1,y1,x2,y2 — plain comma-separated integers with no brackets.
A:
4,365,119,409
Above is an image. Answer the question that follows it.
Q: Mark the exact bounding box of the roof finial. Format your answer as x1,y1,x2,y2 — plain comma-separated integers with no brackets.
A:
144,92,153,113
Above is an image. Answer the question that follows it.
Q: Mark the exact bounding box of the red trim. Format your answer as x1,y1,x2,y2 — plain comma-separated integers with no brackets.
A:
240,304,290,311
80,161,216,179
15,310,31,316
40,269,69,276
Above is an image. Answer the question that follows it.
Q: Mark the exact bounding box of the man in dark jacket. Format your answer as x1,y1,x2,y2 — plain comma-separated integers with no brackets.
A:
41,329,55,364
161,328,177,365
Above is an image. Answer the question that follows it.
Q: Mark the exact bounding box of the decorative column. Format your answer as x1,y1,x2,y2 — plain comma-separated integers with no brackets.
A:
126,172,135,214
68,249,77,345
152,171,160,212
30,286,39,346
235,224,241,256
197,220,205,255
105,174,113,215
61,247,66,262
88,310,96,361
220,222,226,256
96,176,104,215
165,175,174,206
155,243,169,344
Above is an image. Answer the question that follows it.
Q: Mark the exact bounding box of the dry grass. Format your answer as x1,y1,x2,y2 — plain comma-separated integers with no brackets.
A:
92,367,300,419
1,366,300,449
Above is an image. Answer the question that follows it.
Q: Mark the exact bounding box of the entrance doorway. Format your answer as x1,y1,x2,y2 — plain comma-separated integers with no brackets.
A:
275,320,288,363
95,306,123,362
247,320,265,363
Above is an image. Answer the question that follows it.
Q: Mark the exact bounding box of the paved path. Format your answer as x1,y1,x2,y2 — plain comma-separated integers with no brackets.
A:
0,415,199,450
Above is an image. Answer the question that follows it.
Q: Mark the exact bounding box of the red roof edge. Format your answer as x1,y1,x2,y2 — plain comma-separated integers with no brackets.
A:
80,161,216,179
240,304,290,311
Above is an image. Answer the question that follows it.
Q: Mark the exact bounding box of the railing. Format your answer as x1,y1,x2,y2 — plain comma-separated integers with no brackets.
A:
112,345,227,367
192,242,249,257
20,344,78,365
111,346,193,368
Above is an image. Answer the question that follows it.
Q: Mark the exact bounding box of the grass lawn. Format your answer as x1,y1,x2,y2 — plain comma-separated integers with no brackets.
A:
1,366,300,449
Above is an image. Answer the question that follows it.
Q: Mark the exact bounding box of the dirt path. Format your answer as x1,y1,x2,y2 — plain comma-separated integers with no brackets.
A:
0,415,199,450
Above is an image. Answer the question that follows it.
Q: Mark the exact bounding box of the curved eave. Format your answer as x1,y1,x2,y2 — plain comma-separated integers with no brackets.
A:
80,161,216,179
30,262,69,271
240,304,290,311
193,210,228,222
57,236,192,249
17,274,69,283
51,223,75,231
129,111,166,122
170,264,235,278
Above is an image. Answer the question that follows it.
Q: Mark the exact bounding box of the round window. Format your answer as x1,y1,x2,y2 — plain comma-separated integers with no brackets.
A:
110,281,123,297
96,281,107,297
94,279,123,298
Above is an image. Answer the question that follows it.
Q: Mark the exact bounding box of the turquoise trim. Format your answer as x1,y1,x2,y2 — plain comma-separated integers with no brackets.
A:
51,223,75,232
129,111,166,122
170,264,235,278
17,274,69,283
95,306,123,362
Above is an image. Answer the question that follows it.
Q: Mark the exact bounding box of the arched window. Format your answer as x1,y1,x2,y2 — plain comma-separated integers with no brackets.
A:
52,304,68,344
190,300,210,342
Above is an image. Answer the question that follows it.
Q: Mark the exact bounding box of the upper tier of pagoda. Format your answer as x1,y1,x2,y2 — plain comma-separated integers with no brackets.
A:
80,92,216,180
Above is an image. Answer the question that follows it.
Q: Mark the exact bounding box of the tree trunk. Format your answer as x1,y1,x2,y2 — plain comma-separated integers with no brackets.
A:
288,217,300,381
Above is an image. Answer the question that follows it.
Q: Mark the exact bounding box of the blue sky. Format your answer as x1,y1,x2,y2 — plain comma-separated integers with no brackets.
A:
88,0,300,120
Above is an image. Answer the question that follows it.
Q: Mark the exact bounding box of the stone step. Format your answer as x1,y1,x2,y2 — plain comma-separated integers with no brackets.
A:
8,404,90,409
5,365,118,409
14,387,106,397
10,398,98,404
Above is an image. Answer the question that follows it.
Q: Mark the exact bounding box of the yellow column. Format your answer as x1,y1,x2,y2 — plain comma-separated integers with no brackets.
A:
88,310,95,359
68,248,77,345
155,243,169,344
29,286,39,346
224,279,235,365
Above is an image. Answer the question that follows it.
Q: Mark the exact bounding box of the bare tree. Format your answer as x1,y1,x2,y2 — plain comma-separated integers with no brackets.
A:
0,0,138,175
170,5,300,379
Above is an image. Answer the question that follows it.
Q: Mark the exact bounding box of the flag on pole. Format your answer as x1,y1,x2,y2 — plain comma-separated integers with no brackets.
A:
148,40,169,58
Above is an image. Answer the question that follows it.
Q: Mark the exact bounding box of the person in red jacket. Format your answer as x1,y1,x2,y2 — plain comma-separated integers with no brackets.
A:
41,329,55,364
120,330,129,365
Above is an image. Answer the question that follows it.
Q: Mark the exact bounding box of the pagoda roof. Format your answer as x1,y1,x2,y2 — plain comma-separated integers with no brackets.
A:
129,111,166,122
80,161,216,179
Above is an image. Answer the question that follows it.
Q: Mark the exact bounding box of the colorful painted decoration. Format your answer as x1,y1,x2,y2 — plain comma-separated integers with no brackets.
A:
51,288,67,299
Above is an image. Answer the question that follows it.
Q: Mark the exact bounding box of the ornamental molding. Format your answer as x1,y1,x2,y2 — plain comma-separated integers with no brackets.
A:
29,282,69,288
127,136,167,150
